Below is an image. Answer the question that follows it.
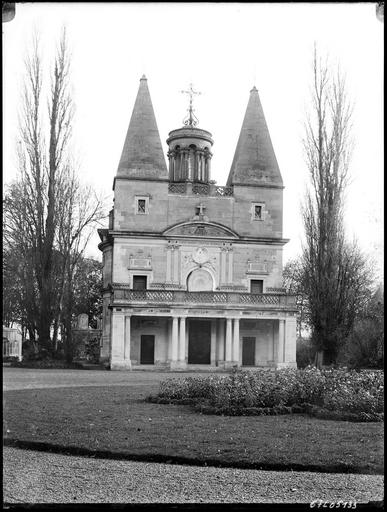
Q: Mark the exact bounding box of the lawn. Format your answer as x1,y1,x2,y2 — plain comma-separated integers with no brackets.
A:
3,384,384,474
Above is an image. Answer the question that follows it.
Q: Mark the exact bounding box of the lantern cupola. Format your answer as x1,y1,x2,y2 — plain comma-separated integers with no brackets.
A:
166,84,214,184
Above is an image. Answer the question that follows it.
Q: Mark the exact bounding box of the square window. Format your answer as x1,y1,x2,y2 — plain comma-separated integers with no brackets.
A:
137,199,146,214
133,276,147,290
250,279,263,294
135,196,149,214
252,203,264,221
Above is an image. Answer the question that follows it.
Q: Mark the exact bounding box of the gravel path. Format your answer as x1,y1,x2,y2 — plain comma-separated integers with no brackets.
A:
4,447,384,504
3,367,211,391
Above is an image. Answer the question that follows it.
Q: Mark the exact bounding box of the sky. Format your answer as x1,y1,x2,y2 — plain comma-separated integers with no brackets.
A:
2,3,384,278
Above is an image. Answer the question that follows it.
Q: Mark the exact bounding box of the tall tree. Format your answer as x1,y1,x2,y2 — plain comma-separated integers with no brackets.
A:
301,47,374,367
338,284,384,369
3,29,105,355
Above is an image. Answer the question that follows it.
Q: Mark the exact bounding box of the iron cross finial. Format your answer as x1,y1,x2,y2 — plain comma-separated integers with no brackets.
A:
181,83,201,127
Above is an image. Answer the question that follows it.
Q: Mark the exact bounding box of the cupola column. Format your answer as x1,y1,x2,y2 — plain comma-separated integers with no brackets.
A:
182,149,188,180
199,151,204,181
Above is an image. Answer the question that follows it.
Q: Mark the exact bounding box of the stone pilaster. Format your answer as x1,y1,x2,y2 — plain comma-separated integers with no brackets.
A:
111,311,131,370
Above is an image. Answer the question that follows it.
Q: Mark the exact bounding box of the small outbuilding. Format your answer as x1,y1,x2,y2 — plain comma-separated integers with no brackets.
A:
3,326,22,361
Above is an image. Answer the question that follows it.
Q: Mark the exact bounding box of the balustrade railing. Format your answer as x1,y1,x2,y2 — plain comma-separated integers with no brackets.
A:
192,183,210,195
168,182,234,197
214,186,233,197
113,289,296,307
168,183,187,194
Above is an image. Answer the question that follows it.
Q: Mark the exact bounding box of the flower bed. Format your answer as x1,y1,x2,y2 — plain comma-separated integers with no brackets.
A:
148,367,384,422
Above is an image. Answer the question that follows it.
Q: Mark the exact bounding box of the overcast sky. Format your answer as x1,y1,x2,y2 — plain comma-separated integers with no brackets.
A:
3,3,383,277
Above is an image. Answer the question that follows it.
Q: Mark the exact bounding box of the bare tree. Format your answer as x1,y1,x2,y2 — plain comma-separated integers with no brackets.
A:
3,29,105,356
301,46,374,367
283,258,309,340
54,168,104,358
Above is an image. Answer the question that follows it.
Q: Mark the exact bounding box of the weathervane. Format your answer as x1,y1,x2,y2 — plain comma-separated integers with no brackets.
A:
181,83,201,127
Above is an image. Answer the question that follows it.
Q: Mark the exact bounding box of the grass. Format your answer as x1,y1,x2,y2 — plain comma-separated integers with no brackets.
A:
3,384,384,474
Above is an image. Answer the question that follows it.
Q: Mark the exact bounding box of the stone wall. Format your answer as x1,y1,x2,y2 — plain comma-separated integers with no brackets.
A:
113,180,283,239
110,238,284,291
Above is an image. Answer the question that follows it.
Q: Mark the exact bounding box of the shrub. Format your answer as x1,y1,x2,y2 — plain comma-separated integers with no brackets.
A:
153,367,384,420
11,358,83,369
3,356,19,363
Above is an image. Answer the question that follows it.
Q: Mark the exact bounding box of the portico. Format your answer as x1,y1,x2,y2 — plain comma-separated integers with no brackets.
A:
108,303,297,370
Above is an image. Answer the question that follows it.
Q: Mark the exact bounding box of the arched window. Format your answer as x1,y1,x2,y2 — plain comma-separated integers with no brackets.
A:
187,268,214,291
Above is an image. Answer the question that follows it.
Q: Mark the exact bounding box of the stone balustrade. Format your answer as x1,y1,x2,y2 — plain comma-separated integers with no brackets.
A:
168,182,233,197
112,288,296,308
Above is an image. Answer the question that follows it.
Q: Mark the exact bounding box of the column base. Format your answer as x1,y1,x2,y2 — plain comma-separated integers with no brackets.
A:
110,359,132,370
170,361,187,370
275,362,297,369
224,361,239,370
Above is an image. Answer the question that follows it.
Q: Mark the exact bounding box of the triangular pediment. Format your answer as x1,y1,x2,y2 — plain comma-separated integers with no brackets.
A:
163,221,239,239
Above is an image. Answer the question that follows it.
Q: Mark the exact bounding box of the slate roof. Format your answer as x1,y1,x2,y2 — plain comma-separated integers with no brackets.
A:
227,86,283,187
117,75,168,179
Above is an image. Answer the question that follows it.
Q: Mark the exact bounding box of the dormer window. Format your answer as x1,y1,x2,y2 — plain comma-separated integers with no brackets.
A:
135,196,149,215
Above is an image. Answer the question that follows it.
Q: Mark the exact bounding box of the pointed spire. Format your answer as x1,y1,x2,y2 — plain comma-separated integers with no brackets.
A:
117,76,168,179
227,86,283,187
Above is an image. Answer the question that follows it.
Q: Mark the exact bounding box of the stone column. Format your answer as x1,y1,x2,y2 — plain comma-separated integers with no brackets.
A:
124,315,131,366
204,154,211,182
207,155,211,181
188,149,194,181
217,319,225,367
277,319,285,366
171,316,179,364
225,317,233,364
232,318,240,365
182,150,188,180
176,152,181,180
171,154,175,181
210,320,217,365
194,150,198,181
179,317,186,363
168,153,173,181
284,317,297,368
167,317,172,361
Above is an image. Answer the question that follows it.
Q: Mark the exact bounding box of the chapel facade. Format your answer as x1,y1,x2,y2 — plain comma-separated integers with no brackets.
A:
98,76,297,370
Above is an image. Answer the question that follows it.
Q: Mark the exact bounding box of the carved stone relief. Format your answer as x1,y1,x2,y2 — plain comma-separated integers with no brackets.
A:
247,249,277,274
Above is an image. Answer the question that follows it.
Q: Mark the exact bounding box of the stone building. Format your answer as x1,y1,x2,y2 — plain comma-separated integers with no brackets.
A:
98,76,297,370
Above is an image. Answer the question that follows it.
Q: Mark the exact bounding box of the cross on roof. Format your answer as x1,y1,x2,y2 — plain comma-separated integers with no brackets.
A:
197,203,206,216
181,83,201,127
